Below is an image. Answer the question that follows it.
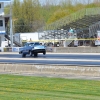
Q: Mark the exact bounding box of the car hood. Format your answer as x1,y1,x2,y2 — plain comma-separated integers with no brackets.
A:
34,45,45,49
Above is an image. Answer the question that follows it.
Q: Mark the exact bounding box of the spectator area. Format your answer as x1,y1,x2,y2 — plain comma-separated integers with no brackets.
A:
38,8,100,46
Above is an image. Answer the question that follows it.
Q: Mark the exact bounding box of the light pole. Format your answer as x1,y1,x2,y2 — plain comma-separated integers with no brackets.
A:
10,1,13,47
13,19,17,34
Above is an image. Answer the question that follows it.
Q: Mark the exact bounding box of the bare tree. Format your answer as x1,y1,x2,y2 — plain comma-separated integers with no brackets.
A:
59,0,73,7
93,0,100,3
42,0,59,6
78,0,93,4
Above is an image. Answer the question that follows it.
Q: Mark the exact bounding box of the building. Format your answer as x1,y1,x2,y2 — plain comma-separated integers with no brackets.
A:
0,0,10,47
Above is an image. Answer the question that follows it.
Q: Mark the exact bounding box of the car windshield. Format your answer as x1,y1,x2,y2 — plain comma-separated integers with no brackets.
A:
29,42,40,46
34,42,40,45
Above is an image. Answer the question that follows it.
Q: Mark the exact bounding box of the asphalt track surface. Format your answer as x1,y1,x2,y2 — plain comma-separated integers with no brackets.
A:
1,52,100,80
0,52,100,66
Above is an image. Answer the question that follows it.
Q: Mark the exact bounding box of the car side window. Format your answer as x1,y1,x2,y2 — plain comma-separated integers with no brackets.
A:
24,43,27,47
24,43,29,47
29,44,32,46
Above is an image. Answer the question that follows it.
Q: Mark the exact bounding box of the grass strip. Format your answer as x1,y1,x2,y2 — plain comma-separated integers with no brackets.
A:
0,74,100,100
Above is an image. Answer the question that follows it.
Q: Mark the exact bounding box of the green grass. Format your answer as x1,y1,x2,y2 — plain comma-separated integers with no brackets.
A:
0,74,100,100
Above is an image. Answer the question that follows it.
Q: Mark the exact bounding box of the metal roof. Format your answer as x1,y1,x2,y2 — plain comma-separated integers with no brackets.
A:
62,15,100,31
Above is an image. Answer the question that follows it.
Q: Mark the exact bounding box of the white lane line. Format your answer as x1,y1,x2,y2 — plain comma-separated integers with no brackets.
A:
1,52,100,55
0,57,100,62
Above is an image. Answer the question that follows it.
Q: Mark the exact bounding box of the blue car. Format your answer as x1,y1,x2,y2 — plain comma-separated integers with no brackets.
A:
19,42,46,57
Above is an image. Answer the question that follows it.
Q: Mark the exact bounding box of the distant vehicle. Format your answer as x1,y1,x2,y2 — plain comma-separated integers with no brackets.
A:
19,42,46,57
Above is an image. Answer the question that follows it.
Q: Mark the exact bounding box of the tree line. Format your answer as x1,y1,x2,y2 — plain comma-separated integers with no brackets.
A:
5,0,100,33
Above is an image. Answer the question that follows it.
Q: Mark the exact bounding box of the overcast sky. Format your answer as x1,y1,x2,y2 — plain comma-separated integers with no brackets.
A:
10,0,94,5
19,0,60,5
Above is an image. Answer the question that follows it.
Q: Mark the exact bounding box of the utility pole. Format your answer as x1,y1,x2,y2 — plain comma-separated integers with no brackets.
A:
10,1,13,47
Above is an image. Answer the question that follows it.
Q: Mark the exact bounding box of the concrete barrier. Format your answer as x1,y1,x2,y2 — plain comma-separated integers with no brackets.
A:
0,46,100,53
0,64,100,77
53,46,100,53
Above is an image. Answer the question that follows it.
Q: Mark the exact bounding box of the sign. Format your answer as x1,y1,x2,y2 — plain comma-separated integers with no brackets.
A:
1,41,8,47
74,40,78,47
12,47,19,52
0,0,11,1
95,40,100,45
95,31,100,45
0,31,5,34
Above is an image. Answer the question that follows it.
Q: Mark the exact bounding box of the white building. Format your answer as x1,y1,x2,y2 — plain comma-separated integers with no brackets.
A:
0,0,10,47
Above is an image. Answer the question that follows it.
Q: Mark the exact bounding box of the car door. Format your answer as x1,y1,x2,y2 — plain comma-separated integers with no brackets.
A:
23,43,29,53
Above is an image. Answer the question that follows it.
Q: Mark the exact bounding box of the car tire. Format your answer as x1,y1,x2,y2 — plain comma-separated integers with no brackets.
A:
34,53,38,57
22,53,26,57
43,51,46,55
29,51,33,56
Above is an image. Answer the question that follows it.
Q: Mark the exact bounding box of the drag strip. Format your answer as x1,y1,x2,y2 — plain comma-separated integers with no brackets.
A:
0,52,100,66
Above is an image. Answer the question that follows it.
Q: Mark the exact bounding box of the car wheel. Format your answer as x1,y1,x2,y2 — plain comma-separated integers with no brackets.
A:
29,51,33,56
19,51,22,54
22,53,26,57
43,51,46,55
34,53,38,57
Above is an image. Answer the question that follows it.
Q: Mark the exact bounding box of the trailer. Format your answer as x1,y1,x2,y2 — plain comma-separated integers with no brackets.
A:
14,32,39,46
